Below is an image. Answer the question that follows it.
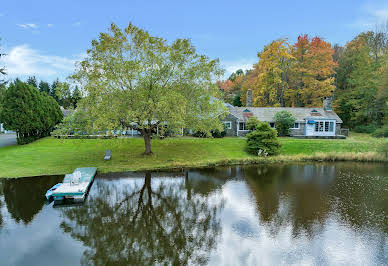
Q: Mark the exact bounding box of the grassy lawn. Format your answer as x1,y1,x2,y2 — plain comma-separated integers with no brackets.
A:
0,133,386,178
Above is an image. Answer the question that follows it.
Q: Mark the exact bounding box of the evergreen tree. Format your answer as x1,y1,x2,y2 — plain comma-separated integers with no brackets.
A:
38,81,51,95
71,86,82,108
0,80,63,144
26,76,38,88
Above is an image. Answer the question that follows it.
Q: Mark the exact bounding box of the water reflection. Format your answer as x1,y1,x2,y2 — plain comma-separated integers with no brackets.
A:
2,176,62,224
59,172,224,265
0,163,387,265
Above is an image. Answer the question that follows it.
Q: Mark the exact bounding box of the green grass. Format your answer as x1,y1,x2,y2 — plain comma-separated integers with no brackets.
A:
0,133,386,178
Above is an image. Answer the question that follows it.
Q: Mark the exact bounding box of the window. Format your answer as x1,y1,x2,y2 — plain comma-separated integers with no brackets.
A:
292,123,299,129
329,122,334,132
315,121,324,132
269,122,275,128
239,122,247,130
325,121,329,131
315,121,334,132
224,121,232,129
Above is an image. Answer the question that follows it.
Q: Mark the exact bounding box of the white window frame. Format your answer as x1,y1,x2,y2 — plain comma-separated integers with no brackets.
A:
291,123,299,129
238,122,248,131
224,121,232,130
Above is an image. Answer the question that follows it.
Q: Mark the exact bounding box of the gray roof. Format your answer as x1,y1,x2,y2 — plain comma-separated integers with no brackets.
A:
228,107,343,123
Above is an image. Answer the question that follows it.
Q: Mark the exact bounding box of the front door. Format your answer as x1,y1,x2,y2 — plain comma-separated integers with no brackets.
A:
305,122,315,136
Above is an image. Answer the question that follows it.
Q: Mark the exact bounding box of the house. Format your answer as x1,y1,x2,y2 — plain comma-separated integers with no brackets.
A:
222,91,344,138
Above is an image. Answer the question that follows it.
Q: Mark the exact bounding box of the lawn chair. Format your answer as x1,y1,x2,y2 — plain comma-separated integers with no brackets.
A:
104,150,111,160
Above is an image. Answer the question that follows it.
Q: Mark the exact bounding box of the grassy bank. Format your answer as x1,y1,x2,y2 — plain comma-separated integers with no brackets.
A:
0,133,386,178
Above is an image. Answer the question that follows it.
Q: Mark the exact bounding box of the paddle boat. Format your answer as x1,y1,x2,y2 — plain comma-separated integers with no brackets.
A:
46,167,97,203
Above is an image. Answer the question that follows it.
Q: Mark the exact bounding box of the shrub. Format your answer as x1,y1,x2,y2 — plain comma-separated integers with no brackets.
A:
372,125,388,138
353,124,378,133
246,117,281,156
274,111,296,136
211,129,226,138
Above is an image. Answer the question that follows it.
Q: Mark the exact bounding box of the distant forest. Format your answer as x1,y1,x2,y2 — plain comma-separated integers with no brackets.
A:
218,26,388,131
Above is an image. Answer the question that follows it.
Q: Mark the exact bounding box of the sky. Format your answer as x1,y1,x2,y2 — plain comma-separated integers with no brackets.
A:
1,0,388,82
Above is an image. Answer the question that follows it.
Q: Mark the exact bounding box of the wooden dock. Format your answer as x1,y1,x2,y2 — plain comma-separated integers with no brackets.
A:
51,167,97,202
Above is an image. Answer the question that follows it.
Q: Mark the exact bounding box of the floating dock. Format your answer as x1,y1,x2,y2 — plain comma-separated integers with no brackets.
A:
50,167,97,202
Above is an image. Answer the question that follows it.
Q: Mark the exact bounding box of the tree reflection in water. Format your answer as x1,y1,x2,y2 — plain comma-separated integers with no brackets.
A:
245,163,388,238
245,164,337,237
60,172,223,265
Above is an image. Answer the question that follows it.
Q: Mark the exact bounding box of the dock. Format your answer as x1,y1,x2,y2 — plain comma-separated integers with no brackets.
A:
51,167,97,202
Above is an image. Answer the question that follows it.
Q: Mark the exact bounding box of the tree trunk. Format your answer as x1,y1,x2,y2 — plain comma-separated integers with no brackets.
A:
143,131,152,155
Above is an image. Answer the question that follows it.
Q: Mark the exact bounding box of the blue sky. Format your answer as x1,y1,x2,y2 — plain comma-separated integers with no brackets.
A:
1,0,388,82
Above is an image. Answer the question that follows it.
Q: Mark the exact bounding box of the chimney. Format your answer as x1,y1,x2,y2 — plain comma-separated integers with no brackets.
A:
246,89,252,107
323,96,333,111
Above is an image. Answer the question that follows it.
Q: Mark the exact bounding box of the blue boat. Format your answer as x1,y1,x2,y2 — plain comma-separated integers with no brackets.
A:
45,183,62,201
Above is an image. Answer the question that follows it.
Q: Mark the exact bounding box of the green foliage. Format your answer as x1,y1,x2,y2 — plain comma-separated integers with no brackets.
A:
52,109,90,136
55,82,72,108
71,86,82,108
335,31,388,129
274,111,296,136
27,76,38,88
0,80,63,144
246,117,281,156
232,92,242,107
353,124,378,134
38,81,51,94
372,125,388,138
72,22,225,154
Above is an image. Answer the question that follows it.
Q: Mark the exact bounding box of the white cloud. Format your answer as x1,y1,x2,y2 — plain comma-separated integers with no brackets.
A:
221,58,256,79
17,23,38,29
72,21,81,27
352,5,388,29
0,44,82,80
47,24,54,27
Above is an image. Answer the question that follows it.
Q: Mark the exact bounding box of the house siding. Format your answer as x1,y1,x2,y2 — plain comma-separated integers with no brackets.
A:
223,114,238,136
336,123,341,135
289,123,305,136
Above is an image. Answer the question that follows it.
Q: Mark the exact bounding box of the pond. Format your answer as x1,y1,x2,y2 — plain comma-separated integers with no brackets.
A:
0,163,387,265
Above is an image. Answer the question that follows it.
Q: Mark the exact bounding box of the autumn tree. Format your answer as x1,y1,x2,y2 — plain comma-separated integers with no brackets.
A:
254,39,294,107
289,35,336,107
73,23,225,154
217,69,246,105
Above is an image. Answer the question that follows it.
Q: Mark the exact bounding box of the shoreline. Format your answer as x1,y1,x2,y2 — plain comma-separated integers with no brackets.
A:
2,151,386,179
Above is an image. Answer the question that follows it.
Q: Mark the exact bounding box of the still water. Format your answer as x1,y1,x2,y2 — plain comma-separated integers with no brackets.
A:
0,163,387,265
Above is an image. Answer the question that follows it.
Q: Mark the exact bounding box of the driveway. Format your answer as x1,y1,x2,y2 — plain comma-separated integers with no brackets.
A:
0,133,17,148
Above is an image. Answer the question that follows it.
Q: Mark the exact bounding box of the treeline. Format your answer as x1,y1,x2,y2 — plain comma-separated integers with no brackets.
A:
219,29,388,133
0,80,63,144
26,76,82,109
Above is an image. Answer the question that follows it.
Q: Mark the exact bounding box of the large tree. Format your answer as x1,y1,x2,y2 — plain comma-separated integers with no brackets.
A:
0,80,63,144
335,32,381,128
248,39,294,107
72,23,225,154
289,35,336,107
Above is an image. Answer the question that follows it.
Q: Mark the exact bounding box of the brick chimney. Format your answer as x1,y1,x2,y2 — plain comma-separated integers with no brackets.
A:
246,90,252,107
323,96,333,111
